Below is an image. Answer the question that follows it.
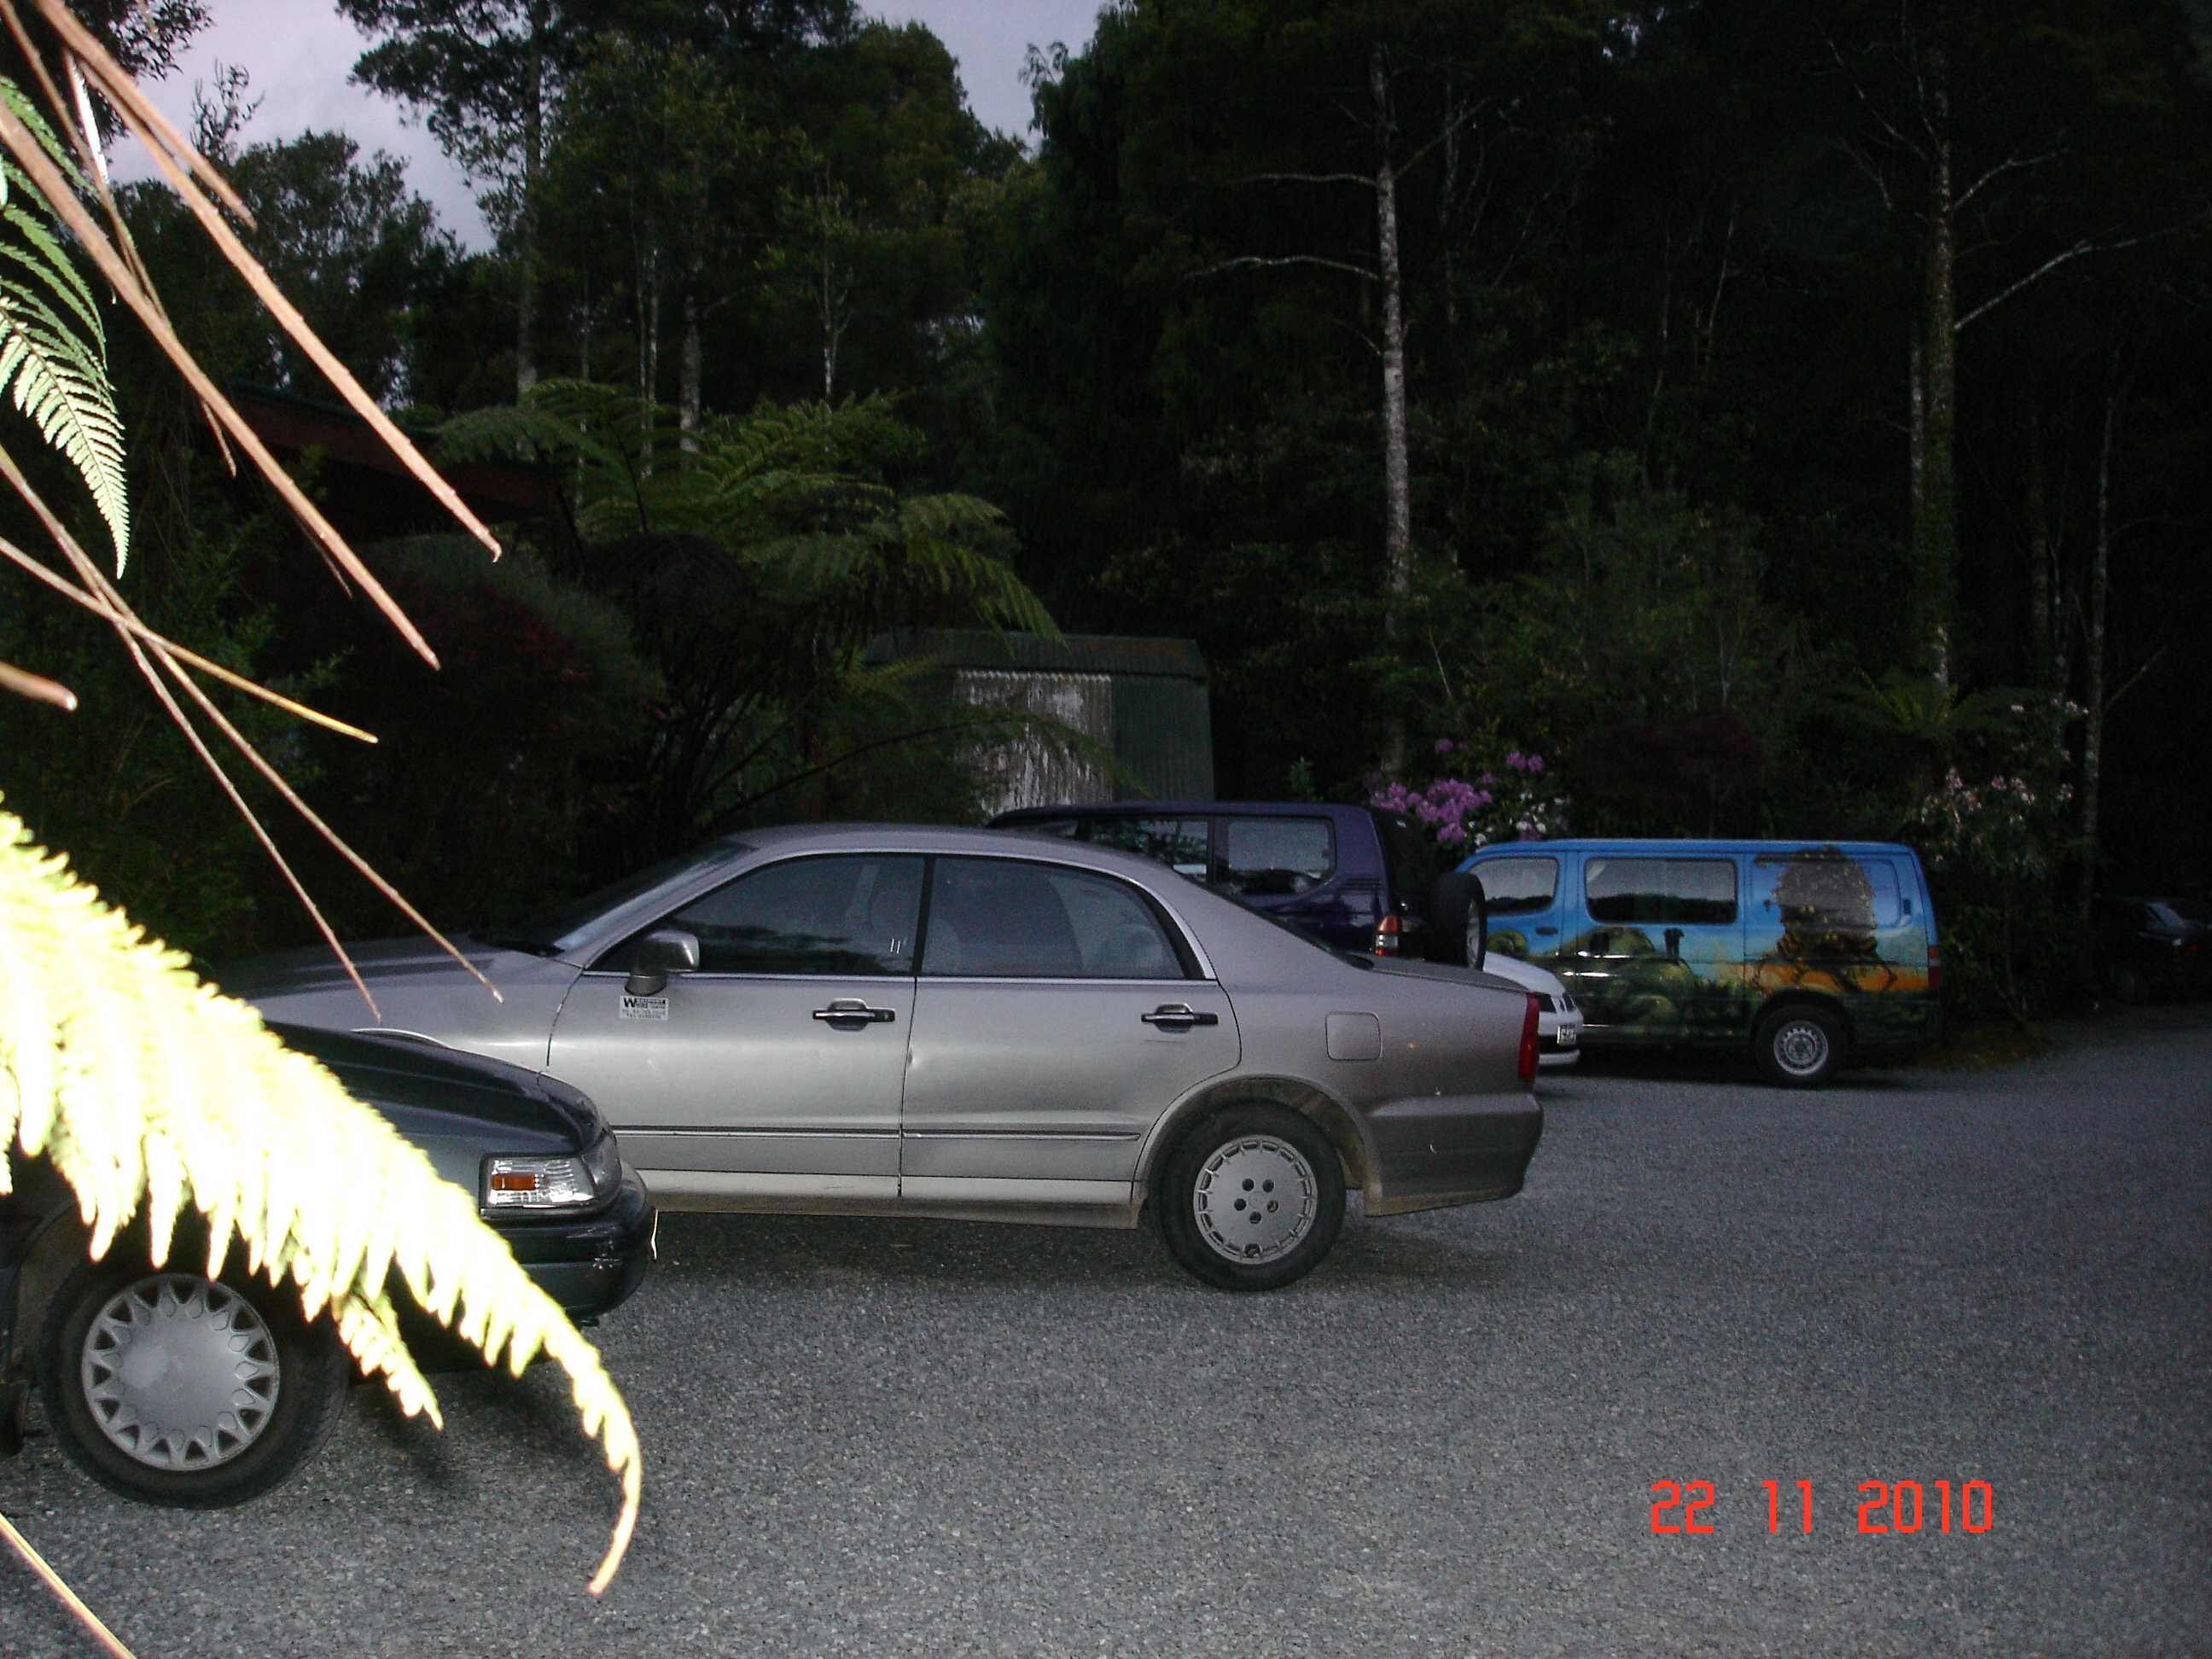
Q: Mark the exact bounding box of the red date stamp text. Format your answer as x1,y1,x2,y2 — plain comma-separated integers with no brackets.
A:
1650,1480,1993,1534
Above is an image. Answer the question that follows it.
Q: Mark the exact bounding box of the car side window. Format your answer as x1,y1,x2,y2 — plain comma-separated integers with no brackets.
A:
1215,817,1334,897
603,854,923,975
923,858,1186,979
1088,816,1211,878
1586,857,1738,925
1476,855,1558,916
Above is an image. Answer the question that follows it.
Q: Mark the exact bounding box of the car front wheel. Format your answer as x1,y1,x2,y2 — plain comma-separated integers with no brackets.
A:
1157,1104,1346,1292
1754,1003,1846,1088
39,1255,350,1508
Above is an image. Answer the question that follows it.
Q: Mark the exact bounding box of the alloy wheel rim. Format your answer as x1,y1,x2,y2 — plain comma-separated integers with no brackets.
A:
1192,1135,1318,1265
1774,1019,1831,1077
81,1274,282,1471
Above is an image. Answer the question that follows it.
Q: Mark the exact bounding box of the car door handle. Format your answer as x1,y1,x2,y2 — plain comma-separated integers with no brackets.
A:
1141,1004,1219,1030
813,999,896,1026
1536,925,1558,935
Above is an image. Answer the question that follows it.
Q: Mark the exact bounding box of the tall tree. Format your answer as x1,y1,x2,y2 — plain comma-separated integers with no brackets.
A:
1811,0,2202,685
338,0,591,396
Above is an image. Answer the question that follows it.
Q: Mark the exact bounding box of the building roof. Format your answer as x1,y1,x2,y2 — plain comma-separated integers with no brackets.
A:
870,629,1206,680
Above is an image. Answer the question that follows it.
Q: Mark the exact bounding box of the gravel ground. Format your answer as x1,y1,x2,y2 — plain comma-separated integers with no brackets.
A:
4,1003,2207,1658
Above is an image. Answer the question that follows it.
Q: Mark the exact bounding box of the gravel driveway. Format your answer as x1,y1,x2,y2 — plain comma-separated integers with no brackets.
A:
5,1004,2207,1657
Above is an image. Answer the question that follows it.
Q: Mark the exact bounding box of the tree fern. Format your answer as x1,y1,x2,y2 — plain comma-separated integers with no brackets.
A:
0,805,641,1592
0,78,129,574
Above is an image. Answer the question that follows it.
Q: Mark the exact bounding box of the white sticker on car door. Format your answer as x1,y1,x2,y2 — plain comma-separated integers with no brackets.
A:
619,993,669,1021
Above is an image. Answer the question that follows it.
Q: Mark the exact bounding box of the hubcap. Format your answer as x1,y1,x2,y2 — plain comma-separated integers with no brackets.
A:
1192,1135,1318,1265
1773,1019,1831,1078
81,1275,282,1471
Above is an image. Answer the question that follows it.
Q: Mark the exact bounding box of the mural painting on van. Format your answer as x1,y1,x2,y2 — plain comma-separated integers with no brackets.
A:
1746,847,1931,1049
1488,846,1930,1044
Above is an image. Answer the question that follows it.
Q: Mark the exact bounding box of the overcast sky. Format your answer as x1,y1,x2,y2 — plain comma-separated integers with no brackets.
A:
113,0,1105,246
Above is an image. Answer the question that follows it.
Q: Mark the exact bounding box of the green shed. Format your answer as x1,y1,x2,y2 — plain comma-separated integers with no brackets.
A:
869,630,1214,812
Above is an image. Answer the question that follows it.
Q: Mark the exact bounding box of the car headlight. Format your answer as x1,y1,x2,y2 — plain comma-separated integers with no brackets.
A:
482,1133,621,1212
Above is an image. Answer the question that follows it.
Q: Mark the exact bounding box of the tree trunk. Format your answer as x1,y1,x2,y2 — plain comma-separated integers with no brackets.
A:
636,238,661,476
1372,46,1412,778
515,0,548,397
1911,47,1958,688
2074,370,2121,944
679,270,702,457
2024,404,2053,690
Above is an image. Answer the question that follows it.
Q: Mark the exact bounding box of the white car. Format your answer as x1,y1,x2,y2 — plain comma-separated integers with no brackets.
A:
1470,950,1581,1068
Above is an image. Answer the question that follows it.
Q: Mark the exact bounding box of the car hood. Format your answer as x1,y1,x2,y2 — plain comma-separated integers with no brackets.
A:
271,1022,601,1155
213,937,585,1080
212,935,544,998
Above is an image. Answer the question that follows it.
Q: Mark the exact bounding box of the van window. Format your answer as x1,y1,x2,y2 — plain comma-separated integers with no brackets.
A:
1755,854,1901,928
1477,855,1558,916
1089,816,1211,878
1217,817,1334,897
1586,857,1738,925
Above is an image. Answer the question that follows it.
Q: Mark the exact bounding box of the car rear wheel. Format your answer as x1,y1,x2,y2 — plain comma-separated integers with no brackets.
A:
1754,1003,1846,1088
39,1255,350,1508
1157,1104,1346,1292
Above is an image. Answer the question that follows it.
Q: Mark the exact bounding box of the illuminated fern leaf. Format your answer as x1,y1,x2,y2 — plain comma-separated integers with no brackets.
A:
0,807,642,1593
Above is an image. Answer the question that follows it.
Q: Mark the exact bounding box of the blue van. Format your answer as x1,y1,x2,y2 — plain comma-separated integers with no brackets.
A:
1453,840,1939,1086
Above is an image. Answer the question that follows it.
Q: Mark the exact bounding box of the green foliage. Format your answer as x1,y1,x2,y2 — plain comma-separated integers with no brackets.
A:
439,385,1055,866
0,78,129,572
0,503,317,958
269,535,661,940
0,804,640,1591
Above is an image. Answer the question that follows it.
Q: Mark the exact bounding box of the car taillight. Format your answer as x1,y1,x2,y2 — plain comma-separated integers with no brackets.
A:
1928,943,1941,994
1373,912,1402,955
1517,992,1540,1082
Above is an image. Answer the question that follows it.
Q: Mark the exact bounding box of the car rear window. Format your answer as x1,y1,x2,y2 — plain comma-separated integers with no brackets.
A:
1217,817,1335,897
1088,816,1212,878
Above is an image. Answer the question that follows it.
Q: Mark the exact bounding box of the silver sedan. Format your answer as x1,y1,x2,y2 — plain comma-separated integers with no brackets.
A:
224,825,1543,1290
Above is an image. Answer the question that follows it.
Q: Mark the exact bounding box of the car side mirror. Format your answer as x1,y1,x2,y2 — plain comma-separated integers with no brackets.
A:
1425,872,1487,969
626,928,700,997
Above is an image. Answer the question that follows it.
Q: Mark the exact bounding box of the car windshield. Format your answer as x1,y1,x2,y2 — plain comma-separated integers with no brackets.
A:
2149,898,2209,927
484,839,753,956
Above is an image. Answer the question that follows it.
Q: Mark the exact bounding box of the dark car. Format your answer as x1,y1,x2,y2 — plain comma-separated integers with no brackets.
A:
2094,895,2212,1002
1,1024,654,1508
988,801,1446,958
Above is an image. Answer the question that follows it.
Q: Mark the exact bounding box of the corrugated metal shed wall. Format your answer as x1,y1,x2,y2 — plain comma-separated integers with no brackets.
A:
870,630,1213,812
1110,674,1214,801
956,669,1115,817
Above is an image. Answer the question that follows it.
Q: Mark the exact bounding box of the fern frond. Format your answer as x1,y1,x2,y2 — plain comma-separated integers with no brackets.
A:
0,806,641,1593
0,79,126,574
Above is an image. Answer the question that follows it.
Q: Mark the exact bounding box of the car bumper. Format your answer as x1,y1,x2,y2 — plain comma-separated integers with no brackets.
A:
1364,1092,1544,1217
495,1165,656,1322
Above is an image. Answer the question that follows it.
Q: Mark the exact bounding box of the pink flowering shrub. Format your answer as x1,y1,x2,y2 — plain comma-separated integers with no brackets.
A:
1370,739,1570,850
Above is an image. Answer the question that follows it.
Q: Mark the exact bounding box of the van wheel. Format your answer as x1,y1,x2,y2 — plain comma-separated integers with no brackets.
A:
1754,1004,1845,1088
1157,1104,1346,1292
39,1255,350,1508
